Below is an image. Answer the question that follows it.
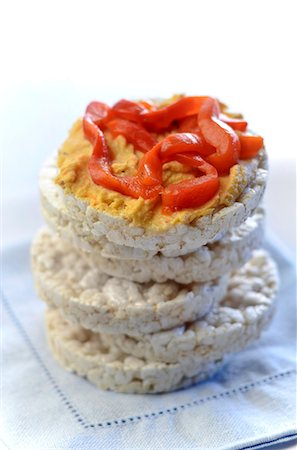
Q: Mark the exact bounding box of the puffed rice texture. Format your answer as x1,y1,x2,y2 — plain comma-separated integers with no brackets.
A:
32,230,228,336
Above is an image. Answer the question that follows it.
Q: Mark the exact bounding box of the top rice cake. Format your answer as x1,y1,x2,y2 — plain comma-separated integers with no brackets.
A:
40,95,267,257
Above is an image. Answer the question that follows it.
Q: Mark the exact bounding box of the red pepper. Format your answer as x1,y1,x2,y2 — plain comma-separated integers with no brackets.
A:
162,153,219,212
198,98,240,174
141,96,211,131
107,118,157,153
219,114,248,132
238,133,264,159
137,133,214,186
160,133,214,159
178,115,200,132
84,114,161,199
112,99,150,122
85,101,111,128
137,133,219,210
178,115,215,157
136,142,163,187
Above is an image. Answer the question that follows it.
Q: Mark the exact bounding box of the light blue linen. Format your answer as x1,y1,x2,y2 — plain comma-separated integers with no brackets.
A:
1,239,296,450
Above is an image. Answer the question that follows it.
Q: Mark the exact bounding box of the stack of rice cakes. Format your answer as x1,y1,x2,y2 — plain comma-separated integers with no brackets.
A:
32,119,278,394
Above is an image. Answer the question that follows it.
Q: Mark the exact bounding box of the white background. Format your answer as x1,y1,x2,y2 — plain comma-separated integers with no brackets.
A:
1,0,296,256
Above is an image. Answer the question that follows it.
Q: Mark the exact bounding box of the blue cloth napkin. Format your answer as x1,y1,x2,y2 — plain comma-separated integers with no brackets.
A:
2,238,296,450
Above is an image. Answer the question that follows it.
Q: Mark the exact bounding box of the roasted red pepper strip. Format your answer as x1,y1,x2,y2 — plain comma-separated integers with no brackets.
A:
107,118,157,153
141,96,211,131
160,133,214,158
85,101,112,128
198,98,240,174
84,114,161,199
162,153,219,212
238,133,264,159
137,133,219,210
178,115,215,157
112,99,150,122
219,114,248,132
137,133,213,186
178,115,200,132
136,142,163,187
